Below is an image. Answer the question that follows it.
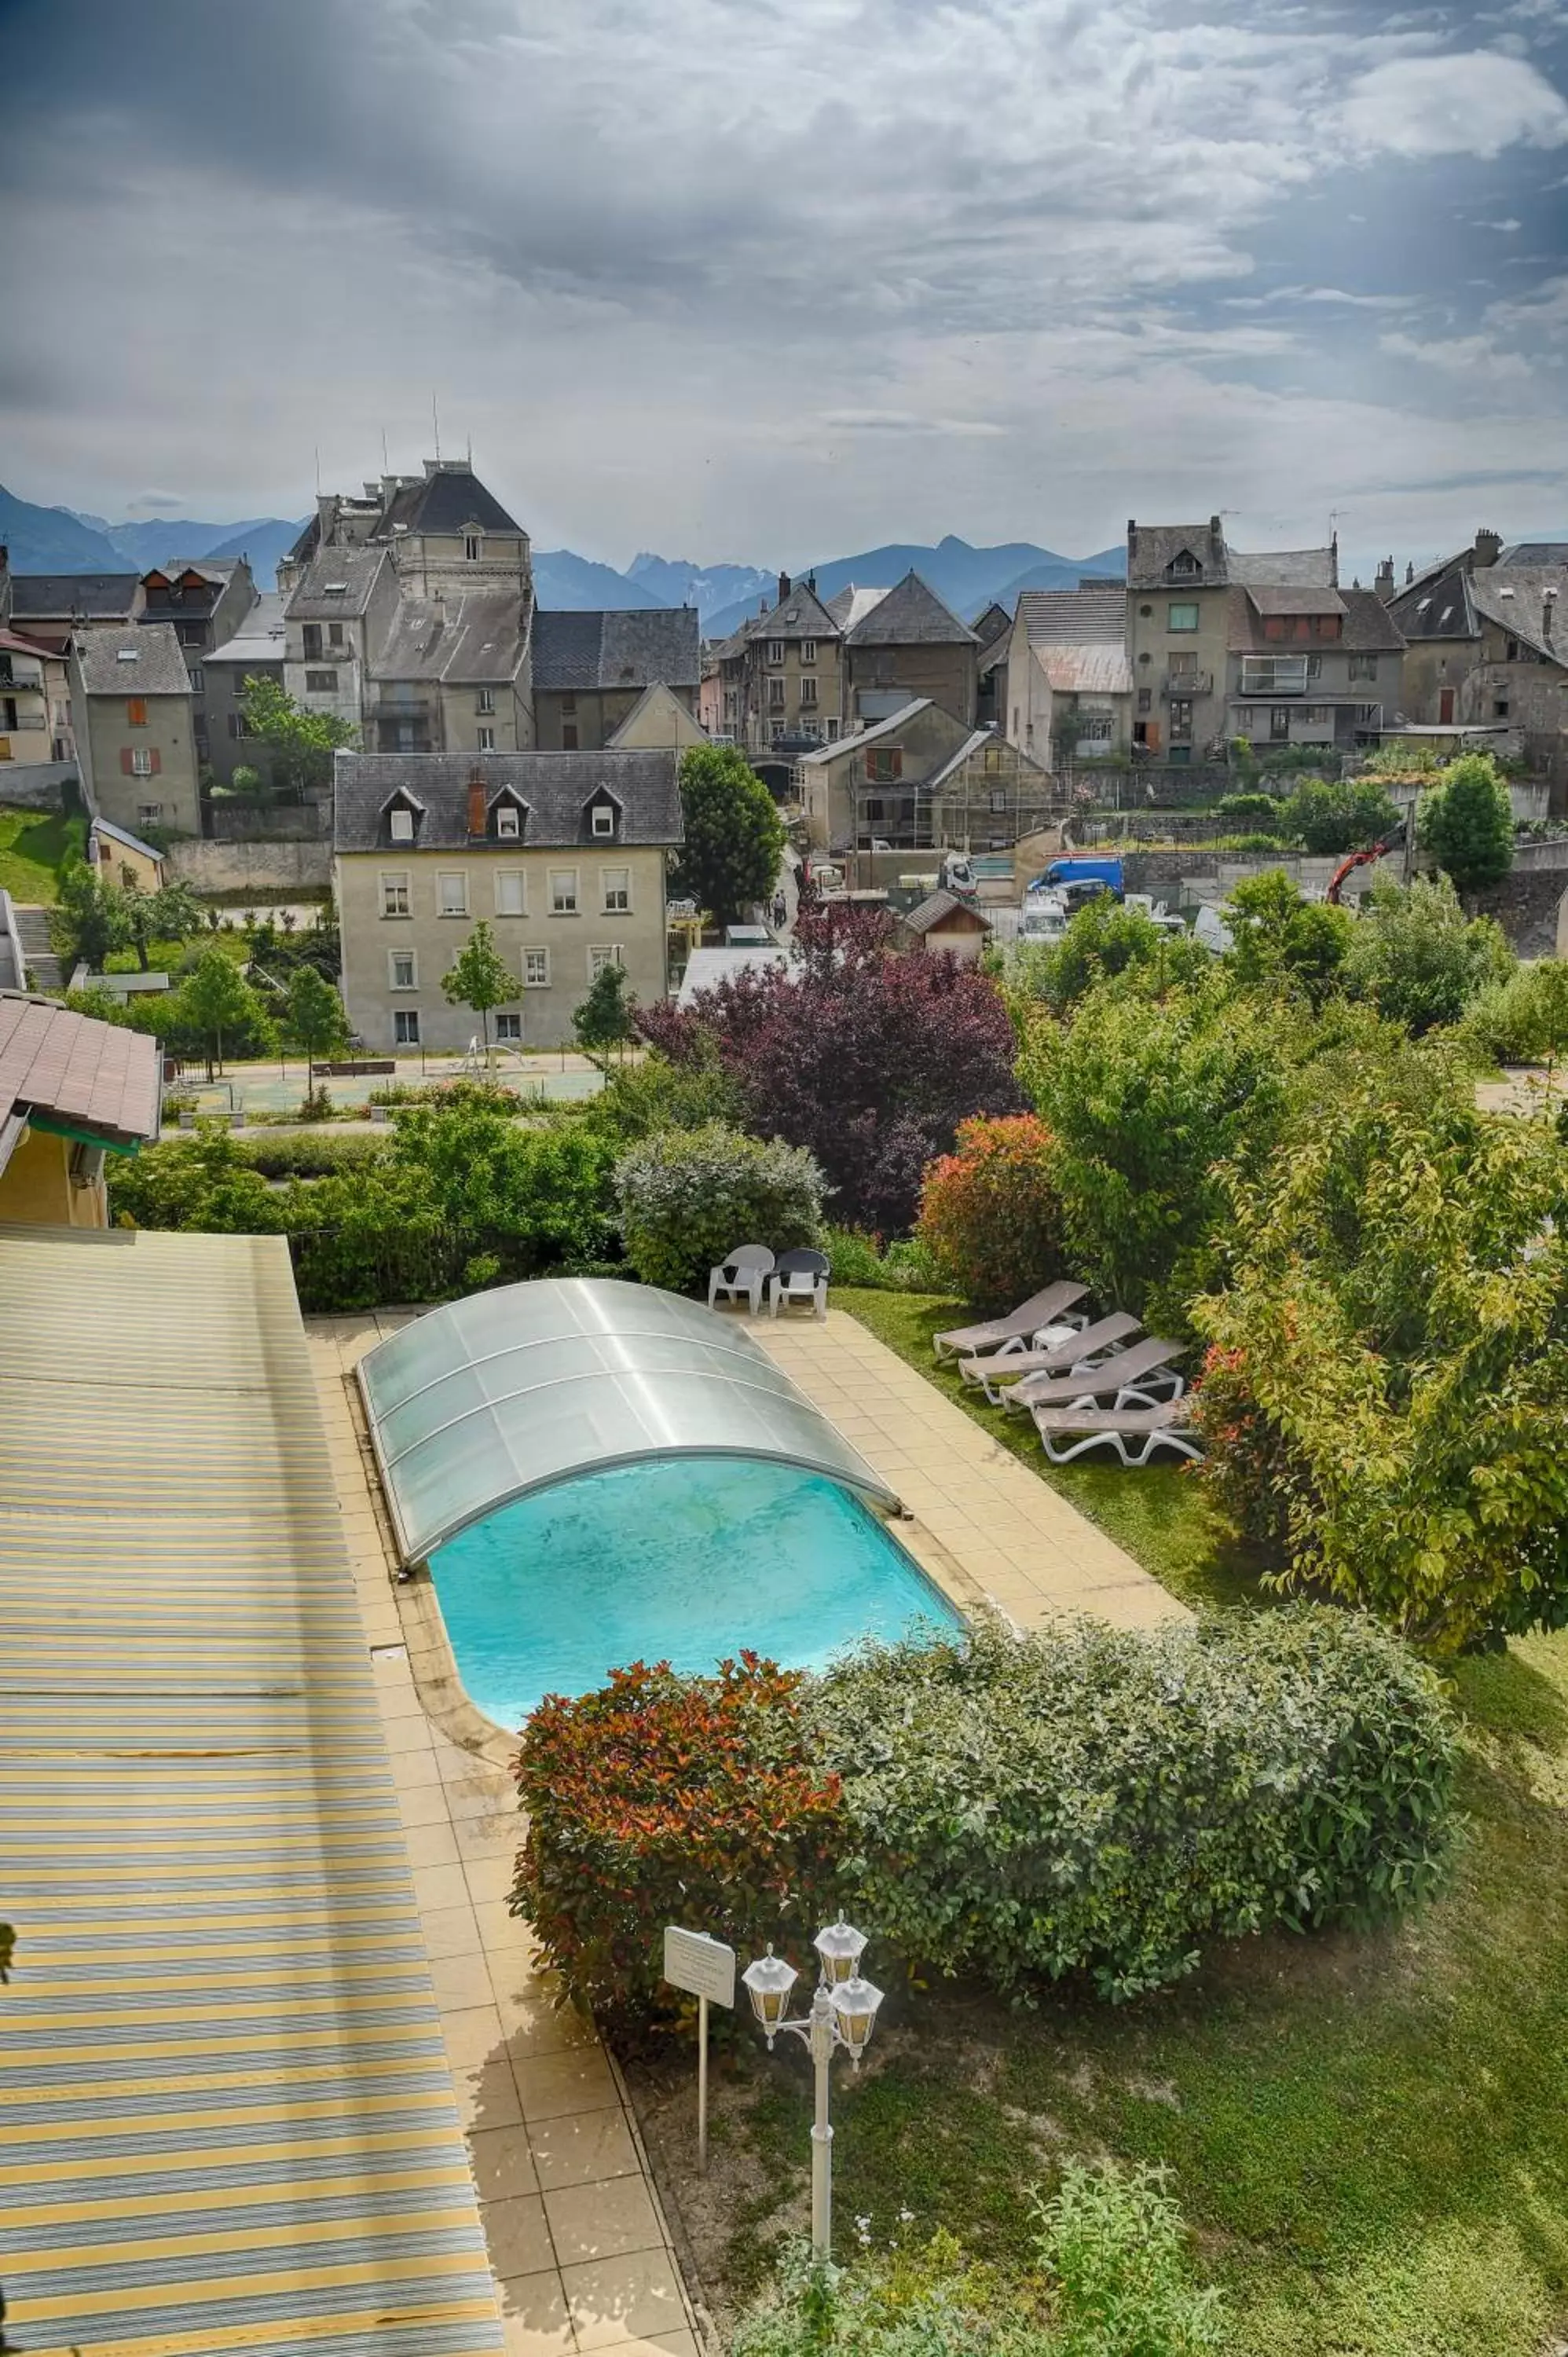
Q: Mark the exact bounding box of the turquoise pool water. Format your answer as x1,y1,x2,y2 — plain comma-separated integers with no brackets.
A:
427,1456,962,1729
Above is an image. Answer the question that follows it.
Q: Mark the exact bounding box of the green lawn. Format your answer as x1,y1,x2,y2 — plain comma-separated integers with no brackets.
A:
0,805,86,903
638,1291,1568,2354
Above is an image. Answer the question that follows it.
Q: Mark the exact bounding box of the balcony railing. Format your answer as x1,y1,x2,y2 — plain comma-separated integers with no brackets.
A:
1239,658,1309,696
1160,673,1213,698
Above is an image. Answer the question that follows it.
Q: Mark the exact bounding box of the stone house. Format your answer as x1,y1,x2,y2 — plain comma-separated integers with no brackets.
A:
713,574,843,772
0,625,71,766
87,816,166,893
830,572,979,735
531,610,701,751
1388,533,1568,792
70,623,201,838
1225,585,1405,754
138,559,256,770
1003,584,1131,764
333,748,683,1054
0,564,144,654
1127,519,1336,762
794,698,1050,853
203,593,287,788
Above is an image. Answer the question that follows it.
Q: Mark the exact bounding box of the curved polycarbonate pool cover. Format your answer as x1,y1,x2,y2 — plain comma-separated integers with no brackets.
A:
357,1277,902,1564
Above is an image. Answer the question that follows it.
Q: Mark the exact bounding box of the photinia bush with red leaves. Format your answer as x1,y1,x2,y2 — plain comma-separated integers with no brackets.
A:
916,1113,1063,1310
638,904,1020,1233
511,1652,842,2029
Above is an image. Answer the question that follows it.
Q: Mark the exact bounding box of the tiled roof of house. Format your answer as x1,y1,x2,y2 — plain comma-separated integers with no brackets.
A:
1127,521,1335,592
372,592,529,684
0,992,161,1164
531,607,700,692
902,889,991,934
1228,587,1405,654
74,622,192,696
843,571,976,646
1470,568,1568,664
751,581,841,643
284,545,389,621
379,464,525,540
1017,584,1127,643
9,573,141,620
333,749,684,852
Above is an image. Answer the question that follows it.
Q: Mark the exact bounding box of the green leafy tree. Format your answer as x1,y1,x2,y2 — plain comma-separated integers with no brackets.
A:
176,948,276,1077
1284,775,1401,856
572,961,637,1058
284,965,352,1087
119,877,205,972
48,858,129,971
240,676,356,799
1224,869,1353,1006
1007,896,1210,1018
1341,874,1513,1034
1417,752,1515,894
671,743,786,929
441,920,515,1058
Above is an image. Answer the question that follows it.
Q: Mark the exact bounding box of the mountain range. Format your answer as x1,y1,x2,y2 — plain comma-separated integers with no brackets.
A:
1,484,1123,628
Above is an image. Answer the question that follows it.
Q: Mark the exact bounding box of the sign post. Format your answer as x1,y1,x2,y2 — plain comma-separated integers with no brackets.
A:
662,1927,736,2174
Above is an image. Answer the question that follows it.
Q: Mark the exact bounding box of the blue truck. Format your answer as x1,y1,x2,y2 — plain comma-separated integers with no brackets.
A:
1024,855,1124,902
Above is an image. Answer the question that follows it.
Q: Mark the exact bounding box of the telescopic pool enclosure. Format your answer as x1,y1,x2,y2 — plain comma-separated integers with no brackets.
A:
357,1277,901,1566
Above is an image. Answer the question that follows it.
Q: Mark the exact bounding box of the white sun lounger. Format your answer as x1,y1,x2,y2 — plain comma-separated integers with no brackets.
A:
932,1281,1088,1364
1002,1336,1185,1413
965,1312,1142,1406
1030,1395,1203,1468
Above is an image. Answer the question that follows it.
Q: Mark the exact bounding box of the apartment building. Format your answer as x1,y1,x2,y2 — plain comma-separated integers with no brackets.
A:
713,575,843,770
69,624,201,837
1225,585,1405,753
796,698,1051,853
0,626,71,765
532,610,701,750
203,593,287,787
1,566,143,654
138,559,256,767
1127,518,1336,761
333,748,683,1053
830,573,978,734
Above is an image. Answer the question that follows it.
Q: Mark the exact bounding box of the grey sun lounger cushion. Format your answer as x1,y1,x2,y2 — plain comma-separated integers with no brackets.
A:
1002,1336,1185,1410
1029,1397,1203,1468
932,1280,1088,1362
965,1311,1143,1403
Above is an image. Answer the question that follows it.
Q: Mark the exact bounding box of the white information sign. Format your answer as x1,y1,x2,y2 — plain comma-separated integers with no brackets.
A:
663,1926,736,2009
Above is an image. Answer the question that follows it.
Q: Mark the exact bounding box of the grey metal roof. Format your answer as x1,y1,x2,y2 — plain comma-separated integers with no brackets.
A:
356,1277,899,1563
1035,641,1134,695
74,622,192,697
532,607,700,692
9,572,141,620
379,463,525,541
373,591,529,684
333,749,683,852
844,570,976,646
284,545,389,621
677,944,788,1006
207,593,288,666
1017,585,1126,643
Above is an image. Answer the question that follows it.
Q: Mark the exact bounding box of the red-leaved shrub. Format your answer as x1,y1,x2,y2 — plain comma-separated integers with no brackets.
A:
915,1113,1063,1309
512,1653,842,2029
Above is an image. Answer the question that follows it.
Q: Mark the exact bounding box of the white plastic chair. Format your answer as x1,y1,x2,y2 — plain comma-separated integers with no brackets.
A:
708,1244,775,1314
769,1248,830,1321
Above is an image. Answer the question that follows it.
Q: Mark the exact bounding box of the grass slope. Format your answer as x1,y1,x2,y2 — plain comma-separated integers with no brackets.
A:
643,1290,1568,2354
0,805,86,904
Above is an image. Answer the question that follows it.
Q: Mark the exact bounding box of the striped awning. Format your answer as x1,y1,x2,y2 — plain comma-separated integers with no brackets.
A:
0,1226,504,2357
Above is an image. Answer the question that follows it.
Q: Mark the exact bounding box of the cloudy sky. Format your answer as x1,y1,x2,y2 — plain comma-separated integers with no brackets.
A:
4,0,1567,578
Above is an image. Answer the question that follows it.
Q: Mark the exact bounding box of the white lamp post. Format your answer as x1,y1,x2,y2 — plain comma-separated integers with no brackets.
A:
742,1925,883,2257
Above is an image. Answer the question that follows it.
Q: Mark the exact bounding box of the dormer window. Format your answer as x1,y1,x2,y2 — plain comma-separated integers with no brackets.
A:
496,805,521,839
464,533,482,562
1167,550,1200,579
591,802,617,838
389,806,415,843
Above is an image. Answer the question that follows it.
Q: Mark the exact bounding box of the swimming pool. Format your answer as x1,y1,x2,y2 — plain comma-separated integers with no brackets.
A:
427,1456,962,1730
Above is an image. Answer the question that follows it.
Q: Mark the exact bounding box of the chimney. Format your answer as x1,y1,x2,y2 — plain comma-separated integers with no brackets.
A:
1474,527,1502,569
1329,530,1339,588
778,571,792,604
1544,585,1558,646
1375,556,1395,603
1405,560,1414,585
467,768,488,838
806,571,817,593
1127,519,1138,560
1209,515,1223,553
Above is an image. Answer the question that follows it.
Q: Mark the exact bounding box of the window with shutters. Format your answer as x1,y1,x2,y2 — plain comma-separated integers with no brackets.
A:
126,697,148,726
866,747,903,782
130,746,153,776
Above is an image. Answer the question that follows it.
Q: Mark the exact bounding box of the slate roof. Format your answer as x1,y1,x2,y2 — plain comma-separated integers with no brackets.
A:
1499,542,1568,567
531,607,700,692
9,573,141,620
1229,545,1338,589
1470,569,1568,664
284,545,389,621
1127,522,1335,592
0,991,161,1165
1388,559,1477,643
74,622,192,697
379,464,524,540
752,581,841,643
1228,588,1405,654
1017,584,1127,643
823,585,892,631
207,593,288,666
970,601,1011,643
334,750,684,852
901,889,991,935
373,591,529,684
843,571,976,647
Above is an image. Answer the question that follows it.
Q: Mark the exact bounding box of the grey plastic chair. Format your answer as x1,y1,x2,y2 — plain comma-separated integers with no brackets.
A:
708,1244,775,1314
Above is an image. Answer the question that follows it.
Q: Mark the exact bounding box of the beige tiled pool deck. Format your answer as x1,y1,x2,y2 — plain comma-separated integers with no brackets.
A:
306,1296,1183,2354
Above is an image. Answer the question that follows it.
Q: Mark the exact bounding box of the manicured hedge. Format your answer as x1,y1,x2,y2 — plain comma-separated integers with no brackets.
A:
230,1131,390,1178
513,1607,1456,2022
613,1120,826,1293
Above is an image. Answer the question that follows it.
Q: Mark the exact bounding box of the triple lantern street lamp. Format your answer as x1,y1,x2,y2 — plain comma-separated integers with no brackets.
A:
742,1919,884,2258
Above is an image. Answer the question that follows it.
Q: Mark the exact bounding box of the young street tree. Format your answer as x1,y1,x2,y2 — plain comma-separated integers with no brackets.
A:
671,745,786,929
442,920,515,1063
284,964,352,1083
572,961,637,1060
1417,753,1515,896
121,878,205,972
239,677,357,800
177,949,275,1078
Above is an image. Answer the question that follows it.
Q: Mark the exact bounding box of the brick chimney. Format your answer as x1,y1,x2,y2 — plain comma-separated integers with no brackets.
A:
778,571,792,604
1209,515,1223,555
1544,585,1559,646
1474,528,1502,569
467,768,488,838
1375,556,1395,603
